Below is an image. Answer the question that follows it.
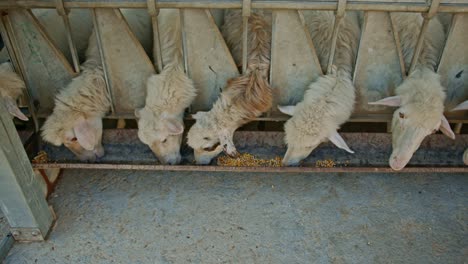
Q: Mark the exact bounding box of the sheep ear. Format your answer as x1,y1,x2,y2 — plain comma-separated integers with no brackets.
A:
368,96,401,107
165,119,184,135
73,116,96,151
192,111,207,120
452,100,468,111
134,108,143,119
278,105,296,116
5,97,28,121
328,131,354,154
439,116,455,140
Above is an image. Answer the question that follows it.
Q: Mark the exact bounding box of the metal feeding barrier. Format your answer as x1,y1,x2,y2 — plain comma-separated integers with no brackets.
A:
0,0,466,174
0,0,467,243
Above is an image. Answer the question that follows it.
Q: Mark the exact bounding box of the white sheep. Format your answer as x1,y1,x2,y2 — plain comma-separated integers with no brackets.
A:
0,62,28,121
40,9,152,161
135,9,196,165
369,13,455,170
278,11,361,166
452,100,468,165
187,10,273,164
41,31,110,161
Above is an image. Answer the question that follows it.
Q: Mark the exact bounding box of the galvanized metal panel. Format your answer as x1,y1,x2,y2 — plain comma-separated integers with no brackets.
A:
0,99,54,241
353,11,403,114
438,13,468,111
6,9,75,113
182,9,239,111
270,10,322,111
94,8,155,114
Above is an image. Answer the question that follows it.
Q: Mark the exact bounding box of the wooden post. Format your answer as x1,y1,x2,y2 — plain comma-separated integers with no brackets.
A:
0,98,54,241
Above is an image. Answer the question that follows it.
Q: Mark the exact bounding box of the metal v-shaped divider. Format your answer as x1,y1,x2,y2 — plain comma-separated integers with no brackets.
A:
353,11,404,115
93,8,155,115
438,14,468,111
181,9,239,112
3,9,76,118
270,10,323,115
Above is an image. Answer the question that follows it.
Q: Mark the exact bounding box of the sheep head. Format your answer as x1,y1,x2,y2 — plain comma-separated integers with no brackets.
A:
369,69,455,171
41,114,104,162
187,111,237,165
279,105,354,166
135,108,184,165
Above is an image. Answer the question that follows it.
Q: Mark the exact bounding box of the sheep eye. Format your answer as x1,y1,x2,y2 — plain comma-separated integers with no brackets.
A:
71,137,77,142
162,139,167,143
203,137,210,141
399,112,405,119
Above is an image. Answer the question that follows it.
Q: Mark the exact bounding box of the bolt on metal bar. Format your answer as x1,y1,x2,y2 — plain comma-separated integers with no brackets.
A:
0,14,39,132
55,0,80,73
389,12,407,79
147,0,163,72
326,0,346,74
408,0,441,74
91,9,116,114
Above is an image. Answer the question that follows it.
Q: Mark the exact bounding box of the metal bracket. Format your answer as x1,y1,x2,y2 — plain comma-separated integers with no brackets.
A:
147,0,163,72
327,0,347,74
55,0,80,73
408,0,441,73
424,0,441,19
54,0,69,16
10,227,45,242
147,0,159,17
335,0,347,18
241,0,251,73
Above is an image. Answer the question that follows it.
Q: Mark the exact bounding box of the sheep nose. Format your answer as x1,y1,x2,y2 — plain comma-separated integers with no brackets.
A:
390,156,406,171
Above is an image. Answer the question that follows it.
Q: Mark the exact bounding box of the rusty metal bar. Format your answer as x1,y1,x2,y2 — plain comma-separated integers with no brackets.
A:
31,162,468,173
147,0,163,72
408,0,441,74
0,1,467,13
327,0,346,74
55,0,80,73
0,15,39,131
91,9,116,114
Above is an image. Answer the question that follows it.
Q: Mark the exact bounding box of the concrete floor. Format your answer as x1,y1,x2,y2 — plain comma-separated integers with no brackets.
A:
3,170,467,264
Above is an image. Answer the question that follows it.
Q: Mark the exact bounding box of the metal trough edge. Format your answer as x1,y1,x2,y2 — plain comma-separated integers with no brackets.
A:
31,162,468,173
